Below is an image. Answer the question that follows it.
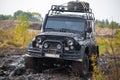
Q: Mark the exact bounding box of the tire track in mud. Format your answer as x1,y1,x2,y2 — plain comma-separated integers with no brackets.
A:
0,54,83,80
0,54,116,80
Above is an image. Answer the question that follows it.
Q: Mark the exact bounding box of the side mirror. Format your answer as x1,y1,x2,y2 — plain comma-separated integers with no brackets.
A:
40,24,42,30
87,27,92,33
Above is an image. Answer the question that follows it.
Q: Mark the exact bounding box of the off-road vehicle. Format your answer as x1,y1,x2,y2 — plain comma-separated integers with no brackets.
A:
25,1,99,77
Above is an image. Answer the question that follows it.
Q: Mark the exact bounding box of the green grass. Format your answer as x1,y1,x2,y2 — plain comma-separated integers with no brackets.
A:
0,29,37,49
96,37,109,55
96,37,120,55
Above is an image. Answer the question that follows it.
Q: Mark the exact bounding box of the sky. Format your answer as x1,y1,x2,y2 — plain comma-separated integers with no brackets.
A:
0,0,120,23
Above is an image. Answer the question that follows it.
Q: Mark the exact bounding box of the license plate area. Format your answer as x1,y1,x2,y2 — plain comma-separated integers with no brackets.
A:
45,53,60,58
48,49,56,54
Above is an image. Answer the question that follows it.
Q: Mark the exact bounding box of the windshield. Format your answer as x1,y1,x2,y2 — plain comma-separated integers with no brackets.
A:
44,17,85,34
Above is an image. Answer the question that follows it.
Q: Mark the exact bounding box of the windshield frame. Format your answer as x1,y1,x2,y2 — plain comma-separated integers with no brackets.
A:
43,16,86,36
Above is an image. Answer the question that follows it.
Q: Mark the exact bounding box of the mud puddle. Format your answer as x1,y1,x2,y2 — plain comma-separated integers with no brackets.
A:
0,54,82,80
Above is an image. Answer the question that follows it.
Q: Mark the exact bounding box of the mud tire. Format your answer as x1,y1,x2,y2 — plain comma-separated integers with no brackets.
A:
71,53,89,77
25,57,43,73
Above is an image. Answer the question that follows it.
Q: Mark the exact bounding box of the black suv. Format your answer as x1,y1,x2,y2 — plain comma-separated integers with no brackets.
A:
25,1,99,77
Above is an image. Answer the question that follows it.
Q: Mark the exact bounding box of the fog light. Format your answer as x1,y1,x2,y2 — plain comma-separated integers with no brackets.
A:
57,44,62,50
38,45,42,48
36,43,39,47
70,46,74,50
65,47,69,51
44,43,48,48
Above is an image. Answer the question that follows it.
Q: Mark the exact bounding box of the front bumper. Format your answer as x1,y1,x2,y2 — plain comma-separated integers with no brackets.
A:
26,47,83,62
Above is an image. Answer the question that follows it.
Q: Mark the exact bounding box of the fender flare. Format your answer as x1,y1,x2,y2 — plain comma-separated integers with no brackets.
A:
80,45,90,59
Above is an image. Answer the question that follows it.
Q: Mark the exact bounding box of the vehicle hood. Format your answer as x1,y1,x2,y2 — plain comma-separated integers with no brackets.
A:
40,32,82,38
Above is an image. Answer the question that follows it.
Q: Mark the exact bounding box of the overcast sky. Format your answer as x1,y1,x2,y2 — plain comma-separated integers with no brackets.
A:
0,0,120,23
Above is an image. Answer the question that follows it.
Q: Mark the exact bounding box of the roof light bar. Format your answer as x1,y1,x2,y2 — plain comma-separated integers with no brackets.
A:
51,5,65,12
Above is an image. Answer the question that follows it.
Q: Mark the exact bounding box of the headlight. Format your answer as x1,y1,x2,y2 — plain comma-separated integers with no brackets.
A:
74,37,84,41
37,37,42,43
67,39,74,46
32,38,35,41
44,43,49,48
57,44,62,50
36,43,39,47
70,46,74,50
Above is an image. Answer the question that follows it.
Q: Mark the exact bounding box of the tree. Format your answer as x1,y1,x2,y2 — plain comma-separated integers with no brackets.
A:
13,10,42,22
0,14,13,20
105,19,109,25
0,10,42,22
13,15,30,48
109,21,119,29
0,15,5,20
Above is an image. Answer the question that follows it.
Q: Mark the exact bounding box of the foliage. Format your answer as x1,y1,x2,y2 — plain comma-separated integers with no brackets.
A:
91,54,104,80
109,21,120,29
0,10,42,22
13,16,30,48
0,16,39,49
14,10,42,22
94,37,120,80
95,19,109,28
0,14,14,20
96,37,110,55
115,30,120,39
95,27,120,80
0,29,16,48
96,19,120,29
96,37,120,55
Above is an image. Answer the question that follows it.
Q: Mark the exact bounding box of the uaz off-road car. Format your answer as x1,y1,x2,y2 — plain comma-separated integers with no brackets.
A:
25,1,99,77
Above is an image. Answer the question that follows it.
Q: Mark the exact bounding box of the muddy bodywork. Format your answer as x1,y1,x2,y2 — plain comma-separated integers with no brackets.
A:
25,1,99,77
26,16,98,62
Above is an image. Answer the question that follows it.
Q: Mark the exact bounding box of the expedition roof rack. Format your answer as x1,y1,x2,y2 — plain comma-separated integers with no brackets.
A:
48,1,92,14
47,1,95,20
50,5,92,13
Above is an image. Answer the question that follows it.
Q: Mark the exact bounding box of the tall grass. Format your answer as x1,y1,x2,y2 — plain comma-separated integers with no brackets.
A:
94,30,120,80
0,16,39,49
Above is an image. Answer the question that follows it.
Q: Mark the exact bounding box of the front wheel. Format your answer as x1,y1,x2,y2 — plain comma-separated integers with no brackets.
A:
71,53,89,77
24,57,43,73
81,53,89,77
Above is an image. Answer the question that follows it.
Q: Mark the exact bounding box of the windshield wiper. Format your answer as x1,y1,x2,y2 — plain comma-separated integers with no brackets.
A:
45,28,57,31
59,28,80,33
45,28,82,34
45,28,72,32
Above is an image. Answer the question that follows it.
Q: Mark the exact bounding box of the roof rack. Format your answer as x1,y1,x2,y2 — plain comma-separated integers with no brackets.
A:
48,1,93,14
47,1,95,20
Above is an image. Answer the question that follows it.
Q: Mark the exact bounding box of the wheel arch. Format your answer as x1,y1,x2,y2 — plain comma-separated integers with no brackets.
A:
84,46,91,57
91,45,99,57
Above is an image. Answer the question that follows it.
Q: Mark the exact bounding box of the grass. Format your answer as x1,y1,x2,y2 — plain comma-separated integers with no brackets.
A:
96,37,120,55
96,37,110,55
0,29,39,54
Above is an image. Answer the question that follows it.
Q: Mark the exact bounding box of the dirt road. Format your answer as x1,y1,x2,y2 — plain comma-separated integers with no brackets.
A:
0,54,87,80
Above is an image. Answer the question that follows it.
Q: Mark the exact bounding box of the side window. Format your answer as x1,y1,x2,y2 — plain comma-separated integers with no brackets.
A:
92,21,95,39
86,21,93,38
87,21,92,30
86,21,92,33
